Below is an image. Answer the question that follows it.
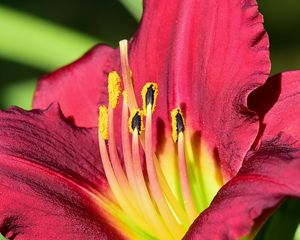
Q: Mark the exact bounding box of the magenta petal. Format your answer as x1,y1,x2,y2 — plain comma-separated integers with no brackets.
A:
128,0,270,179
0,105,123,239
184,133,300,239
33,0,270,178
33,45,118,128
0,104,106,189
259,71,300,139
184,70,300,239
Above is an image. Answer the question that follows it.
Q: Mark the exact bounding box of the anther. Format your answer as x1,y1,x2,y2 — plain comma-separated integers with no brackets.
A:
146,86,154,106
171,108,185,142
98,105,108,140
176,113,184,133
142,83,158,113
108,71,122,109
129,109,144,135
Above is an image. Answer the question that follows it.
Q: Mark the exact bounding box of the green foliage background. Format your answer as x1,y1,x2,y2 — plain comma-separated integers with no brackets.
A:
0,0,299,239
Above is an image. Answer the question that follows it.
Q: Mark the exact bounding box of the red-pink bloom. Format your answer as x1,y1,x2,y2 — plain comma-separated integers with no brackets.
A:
1,0,300,239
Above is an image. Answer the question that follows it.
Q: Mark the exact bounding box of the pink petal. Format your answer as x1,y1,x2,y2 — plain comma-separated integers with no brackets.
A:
184,71,300,239
128,0,270,179
0,105,123,239
33,45,118,127
33,0,270,179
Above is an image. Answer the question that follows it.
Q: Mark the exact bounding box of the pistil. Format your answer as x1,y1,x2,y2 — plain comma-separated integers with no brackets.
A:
119,40,190,228
119,39,137,110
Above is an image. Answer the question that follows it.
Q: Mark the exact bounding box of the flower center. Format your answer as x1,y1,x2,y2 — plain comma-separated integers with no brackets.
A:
96,40,223,240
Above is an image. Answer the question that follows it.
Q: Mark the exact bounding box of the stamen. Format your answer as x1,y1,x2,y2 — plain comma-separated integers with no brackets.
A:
171,108,197,222
141,83,158,113
95,39,225,240
144,102,185,238
178,132,198,221
121,92,142,206
98,107,150,233
107,106,133,199
153,156,190,227
117,39,191,236
108,71,122,109
131,124,174,240
106,77,130,193
171,108,184,143
121,91,133,183
107,74,144,219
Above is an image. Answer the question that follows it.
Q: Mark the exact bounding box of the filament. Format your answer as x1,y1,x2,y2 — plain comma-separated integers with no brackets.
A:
98,132,150,233
132,128,174,240
178,132,197,221
145,104,185,238
107,108,128,187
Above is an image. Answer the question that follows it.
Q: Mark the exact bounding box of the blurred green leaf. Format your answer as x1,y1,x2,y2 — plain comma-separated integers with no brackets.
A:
0,234,6,240
255,199,300,240
295,224,300,240
1,79,36,109
119,0,142,20
0,4,99,71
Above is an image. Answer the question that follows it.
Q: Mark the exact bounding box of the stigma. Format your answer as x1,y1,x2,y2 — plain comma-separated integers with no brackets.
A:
96,40,221,240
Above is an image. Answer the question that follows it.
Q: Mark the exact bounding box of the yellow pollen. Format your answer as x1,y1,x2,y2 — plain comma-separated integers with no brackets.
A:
171,108,185,142
141,83,158,114
108,71,122,108
128,109,144,135
123,90,128,105
98,105,109,140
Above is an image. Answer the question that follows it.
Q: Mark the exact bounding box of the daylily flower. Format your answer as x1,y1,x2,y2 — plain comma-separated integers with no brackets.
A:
1,0,300,239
